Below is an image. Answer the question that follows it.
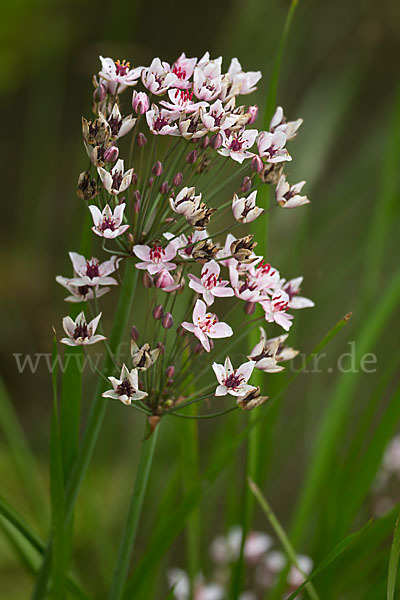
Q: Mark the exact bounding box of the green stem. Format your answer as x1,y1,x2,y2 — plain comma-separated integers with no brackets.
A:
107,419,159,600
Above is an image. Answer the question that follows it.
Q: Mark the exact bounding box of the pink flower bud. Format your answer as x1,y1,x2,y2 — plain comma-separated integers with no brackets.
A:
152,161,163,177
241,176,252,193
166,365,175,378
130,326,139,341
152,304,164,320
201,136,210,149
148,176,154,188
93,83,107,103
186,150,197,164
245,302,256,315
104,145,119,163
142,272,153,288
247,105,259,125
133,190,141,203
162,312,174,329
173,172,183,187
131,172,138,186
160,181,169,195
210,133,223,149
136,132,147,147
251,155,263,173
154,269,174,289
132,90,150,115
134,199,141,213
177,325,186,337
194,343,203,354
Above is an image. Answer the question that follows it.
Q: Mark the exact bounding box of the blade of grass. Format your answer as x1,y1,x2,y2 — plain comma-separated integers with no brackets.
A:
0,376,46,527
107,419,159,600
248,477,320,600
290,271,400,547
236,4,299,597
123,314,350,599
387,511,400,600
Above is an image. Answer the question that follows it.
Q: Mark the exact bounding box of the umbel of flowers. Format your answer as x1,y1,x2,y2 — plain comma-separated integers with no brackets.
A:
58,52,314,421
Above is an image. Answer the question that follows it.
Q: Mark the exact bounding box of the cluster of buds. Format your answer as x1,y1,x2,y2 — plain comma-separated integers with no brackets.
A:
168,525,313,599
57,51,314,420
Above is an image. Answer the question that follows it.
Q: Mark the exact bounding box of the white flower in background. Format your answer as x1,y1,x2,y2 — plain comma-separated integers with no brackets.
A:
232,190,263,223
89,203,129,239
182,299,233,352
169,186,202,217
61,312,106,346
275,175,310,208
98,159,134,195
270,105,303,140
170,52,197,89
146,103,178,135
133,242,177,275
219,128,258,163
245,531,274,563
167,568,225,600
212,356,256,397
56,276,110,303
261,290,293,331
288,555,313,589
280,276,314,309
188,260,234,306
227,57,262,95
98,56,143,94
68,252,121,286
382,436,400,475
102,364,148,406
105,103,136,139
142,57,178,95
257,130,291,163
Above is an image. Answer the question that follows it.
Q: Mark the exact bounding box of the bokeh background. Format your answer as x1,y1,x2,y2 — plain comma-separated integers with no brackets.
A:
1,0,400,597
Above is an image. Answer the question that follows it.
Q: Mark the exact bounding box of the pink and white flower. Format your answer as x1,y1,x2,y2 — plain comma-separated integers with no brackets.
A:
260,290,293,331
188,260,234,306
133,242,177,275
89,203,129,239
105,104,136,139
99,56,143,94
102,364,148,406
201,99,237,132
212,356,256,397
280,276,314,309
170,52,197,89
97,159,134,195
132,90,150,114
169,186,202,216
141,58,178,95
146,104,178,135
219,128,258,163
257,131,291,163
182,299,233,352
270,105,303,140
56,276,110,303
227,58,262,95
160,89,207,119
61,311,106,346
232,190,263,223
164,230,209,259
154,268,183,293
193,66,222,102
275,175,310,208
67,252,121,286
249,327,299,372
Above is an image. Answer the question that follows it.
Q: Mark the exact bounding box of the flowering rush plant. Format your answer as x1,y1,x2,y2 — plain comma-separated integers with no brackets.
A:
59,51,313,423
49,50,315,599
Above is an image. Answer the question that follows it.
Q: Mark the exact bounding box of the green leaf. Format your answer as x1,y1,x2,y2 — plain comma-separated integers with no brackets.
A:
387,511,400,600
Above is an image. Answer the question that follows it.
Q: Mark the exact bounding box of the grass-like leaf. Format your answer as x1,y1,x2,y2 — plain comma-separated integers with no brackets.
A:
387,511,400,600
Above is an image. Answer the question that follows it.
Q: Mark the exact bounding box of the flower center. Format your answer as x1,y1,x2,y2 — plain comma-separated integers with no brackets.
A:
115,59,130,77
150,244,165,262
108,115,122,136
85,260,99,279
153,116,169,131
73,322,88,339
172,65,187,80
78,285,90,296
201,268,219,289
112,170,123,190
230,135,244,152
99,217,116,232
272,294,288,312
116,378,134,398
224,371,243,390
174,89,193,106
198,313,217,333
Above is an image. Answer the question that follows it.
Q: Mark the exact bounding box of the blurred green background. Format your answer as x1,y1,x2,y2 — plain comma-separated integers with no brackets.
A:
1,0,400,597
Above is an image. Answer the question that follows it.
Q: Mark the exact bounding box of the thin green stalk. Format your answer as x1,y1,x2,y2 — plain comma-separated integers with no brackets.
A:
248,478,320,600
107,419,159,600
387,511,400,600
